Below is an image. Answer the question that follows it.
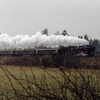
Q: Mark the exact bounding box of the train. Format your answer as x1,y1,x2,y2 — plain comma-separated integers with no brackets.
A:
0,45,95,57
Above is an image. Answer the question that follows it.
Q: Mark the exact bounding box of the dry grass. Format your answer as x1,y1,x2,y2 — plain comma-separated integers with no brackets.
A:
0,65,99,100
0,55,100,99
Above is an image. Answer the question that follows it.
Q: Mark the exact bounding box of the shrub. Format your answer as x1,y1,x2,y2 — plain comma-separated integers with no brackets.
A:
41,55,53,68
52,55,63,67
4,56,41,66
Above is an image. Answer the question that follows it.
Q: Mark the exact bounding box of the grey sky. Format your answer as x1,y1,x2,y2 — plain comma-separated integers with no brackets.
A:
0,0,100,39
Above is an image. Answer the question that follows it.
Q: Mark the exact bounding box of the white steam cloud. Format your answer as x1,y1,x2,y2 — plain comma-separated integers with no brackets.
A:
0,31,89,50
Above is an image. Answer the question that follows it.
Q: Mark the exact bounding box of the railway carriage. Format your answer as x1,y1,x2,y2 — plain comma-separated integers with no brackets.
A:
0,45,95,57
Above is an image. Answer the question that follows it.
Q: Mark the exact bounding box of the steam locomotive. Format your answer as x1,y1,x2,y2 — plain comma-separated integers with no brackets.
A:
0,45,95,57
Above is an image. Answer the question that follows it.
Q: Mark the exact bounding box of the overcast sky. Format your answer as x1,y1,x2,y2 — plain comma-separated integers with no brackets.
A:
0,0,100,39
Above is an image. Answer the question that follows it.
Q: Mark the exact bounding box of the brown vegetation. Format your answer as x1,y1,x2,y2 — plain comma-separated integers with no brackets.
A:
0,55,100,69
0,55,100,100
0,56,40,66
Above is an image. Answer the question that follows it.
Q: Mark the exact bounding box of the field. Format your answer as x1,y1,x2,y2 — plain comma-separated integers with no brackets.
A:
0,56,100,100
0,64,99,100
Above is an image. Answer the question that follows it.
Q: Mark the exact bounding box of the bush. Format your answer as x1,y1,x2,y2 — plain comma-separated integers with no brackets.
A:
52,55,64,67
4,56,41,66
41,55,53,68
